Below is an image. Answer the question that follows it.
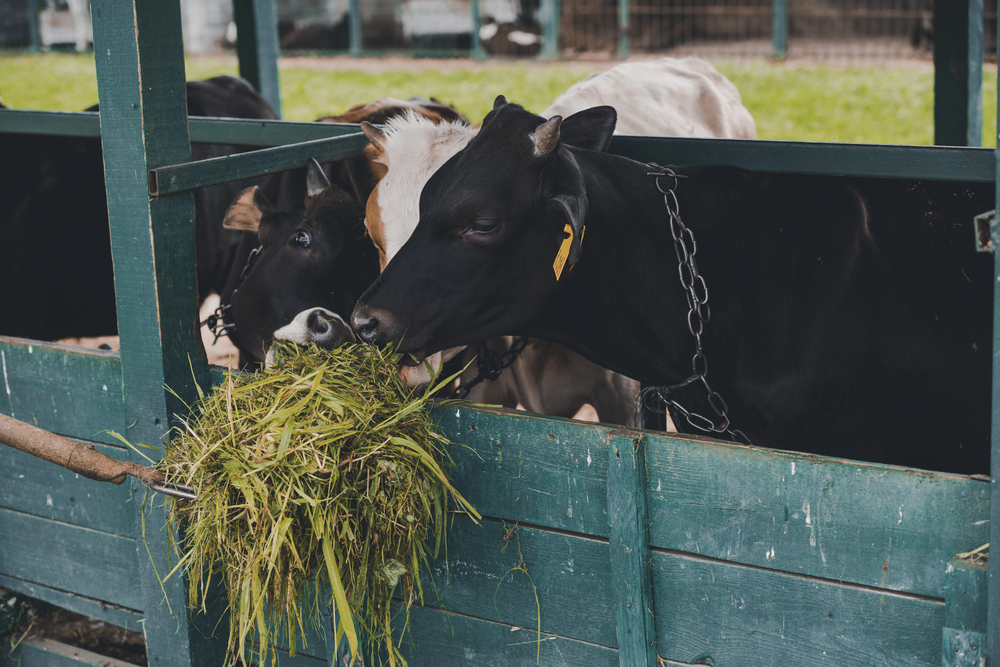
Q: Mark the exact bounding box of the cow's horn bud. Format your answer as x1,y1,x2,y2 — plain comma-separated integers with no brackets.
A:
531,116,563,157
493,95,507,110
306,158,332,198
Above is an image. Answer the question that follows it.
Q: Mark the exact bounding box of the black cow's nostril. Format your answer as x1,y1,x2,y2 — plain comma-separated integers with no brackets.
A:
307,310,333,336
352,313,380,345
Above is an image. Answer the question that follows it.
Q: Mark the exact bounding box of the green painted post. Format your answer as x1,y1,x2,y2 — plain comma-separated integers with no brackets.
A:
26,0,39,52
617,0,629,60
606,433,657,667
470,0,485,60
935,0,971,146
90,0,219,665
989,15,1000,661
943,558,987,666
967,0,984,147
349,0,362,57
539,0,558,59
772,0,787,60
233,0,282,119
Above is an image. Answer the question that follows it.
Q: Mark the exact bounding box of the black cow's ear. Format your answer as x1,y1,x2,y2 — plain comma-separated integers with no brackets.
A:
560,106,617,153
306,158,332,200
548,192,588,280
223,186,274,232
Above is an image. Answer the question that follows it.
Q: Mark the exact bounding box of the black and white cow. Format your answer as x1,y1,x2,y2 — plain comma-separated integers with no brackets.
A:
352,98,994,475
0,76,279,342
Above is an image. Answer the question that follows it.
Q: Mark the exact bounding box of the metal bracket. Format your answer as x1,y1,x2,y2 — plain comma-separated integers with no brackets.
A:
974,210,996,252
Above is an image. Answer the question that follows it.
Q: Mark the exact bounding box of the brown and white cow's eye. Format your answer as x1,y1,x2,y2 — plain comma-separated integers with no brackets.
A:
292,230,312,248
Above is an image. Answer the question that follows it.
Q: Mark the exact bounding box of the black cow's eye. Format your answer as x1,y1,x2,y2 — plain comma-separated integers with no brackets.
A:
292,230,311,248
467,219,499,235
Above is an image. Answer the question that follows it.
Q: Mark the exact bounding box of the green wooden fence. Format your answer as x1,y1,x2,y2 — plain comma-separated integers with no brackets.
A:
1,0,999,665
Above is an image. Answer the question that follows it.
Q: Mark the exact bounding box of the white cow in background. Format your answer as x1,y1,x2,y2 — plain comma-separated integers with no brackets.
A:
362,57,755,426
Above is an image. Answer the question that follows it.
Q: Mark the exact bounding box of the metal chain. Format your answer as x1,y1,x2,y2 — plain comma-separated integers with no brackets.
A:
634,165,751,445
453,337,530,399
200,245,261,344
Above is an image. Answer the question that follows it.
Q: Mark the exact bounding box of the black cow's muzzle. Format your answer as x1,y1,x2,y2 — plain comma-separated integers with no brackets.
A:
351,301,409,349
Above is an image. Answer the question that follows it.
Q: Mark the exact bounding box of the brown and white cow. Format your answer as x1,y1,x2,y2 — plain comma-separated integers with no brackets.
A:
360,57,756,425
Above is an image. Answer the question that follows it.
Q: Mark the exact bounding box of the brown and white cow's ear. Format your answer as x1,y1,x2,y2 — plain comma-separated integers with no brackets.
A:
305,158,332,199
560,106,617,153
223,186,274,232
360,121,386,152
531,116,563,158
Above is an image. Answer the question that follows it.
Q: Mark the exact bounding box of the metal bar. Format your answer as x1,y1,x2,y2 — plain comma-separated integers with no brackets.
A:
609,135,996,183
617,0,629,59
935,0,971,146
349,0,362,57
149,131,369,196
233,0,283,118
606,433,657,667
90,0,218,665
968,0,985,147
0,110,361,146
539,0,558,59
470,0,485,59
772,0,787,59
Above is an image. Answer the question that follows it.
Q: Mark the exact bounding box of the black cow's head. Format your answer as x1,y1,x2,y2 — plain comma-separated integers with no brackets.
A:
222,159,379,364
351,98,616,360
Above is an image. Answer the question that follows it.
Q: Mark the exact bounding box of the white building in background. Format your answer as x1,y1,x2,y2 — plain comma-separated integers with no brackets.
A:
179,0,232,54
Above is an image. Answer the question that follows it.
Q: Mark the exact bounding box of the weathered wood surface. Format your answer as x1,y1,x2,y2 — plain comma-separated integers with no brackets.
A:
397,604,620,666
0,507,141,610
0,338,124,445
651,551,944,666
3,637,138,667
943,558,988,667
642,432,990,598
0,442,133,536
0,574,142,633
233,0,282,118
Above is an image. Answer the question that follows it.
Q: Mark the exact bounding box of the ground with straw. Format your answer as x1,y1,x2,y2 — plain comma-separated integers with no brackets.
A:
160,341,477,666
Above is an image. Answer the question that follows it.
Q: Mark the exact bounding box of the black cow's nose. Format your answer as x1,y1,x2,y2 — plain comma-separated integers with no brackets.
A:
352,310,380,345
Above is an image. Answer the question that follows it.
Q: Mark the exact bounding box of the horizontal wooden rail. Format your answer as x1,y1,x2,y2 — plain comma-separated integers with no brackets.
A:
0,109,361,146
148,132,369,196
609,135,997,183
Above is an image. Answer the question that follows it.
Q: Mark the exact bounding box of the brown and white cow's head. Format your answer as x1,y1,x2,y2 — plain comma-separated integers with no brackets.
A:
351,98,617,359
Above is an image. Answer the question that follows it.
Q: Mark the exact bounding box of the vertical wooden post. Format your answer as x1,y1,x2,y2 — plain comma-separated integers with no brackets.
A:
233,0,282,119
606,432,657,667
934,0,972,146
90,0,219,665
539,0,559,60
943,558,987,666
349,0,362,57
772,0,787,60
989,16,1000,658
26,0,39,52
967,0,985,147
470,0,485,60
617,0,629,60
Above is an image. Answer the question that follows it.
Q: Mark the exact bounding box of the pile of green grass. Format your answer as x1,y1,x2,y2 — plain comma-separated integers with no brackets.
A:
161,341,477,666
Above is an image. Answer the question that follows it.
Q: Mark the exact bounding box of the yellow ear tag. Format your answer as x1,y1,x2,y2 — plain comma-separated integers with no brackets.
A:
553,223,574,281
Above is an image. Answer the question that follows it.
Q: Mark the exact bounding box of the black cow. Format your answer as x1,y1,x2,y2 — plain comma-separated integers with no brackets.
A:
0,76,279,341
352,98,994,475
217,159,378,366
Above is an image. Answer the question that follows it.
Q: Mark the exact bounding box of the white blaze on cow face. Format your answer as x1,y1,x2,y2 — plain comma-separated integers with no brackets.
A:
364,112,479,270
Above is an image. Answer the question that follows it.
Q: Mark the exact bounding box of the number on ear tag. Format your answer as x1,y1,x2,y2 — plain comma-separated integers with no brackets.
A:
553,223,574,280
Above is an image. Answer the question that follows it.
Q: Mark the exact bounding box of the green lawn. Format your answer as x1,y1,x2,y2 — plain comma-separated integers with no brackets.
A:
1,51,997,147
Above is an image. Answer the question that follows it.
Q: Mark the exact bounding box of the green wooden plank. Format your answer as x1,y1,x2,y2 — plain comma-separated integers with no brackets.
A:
348,0,361,57
643,431,990,599
943,558,987,666
539,0,559,60
0,508,141,611
3,637,139,667
0,443,134,537
605,433,656,666
652,551,944,667
397,604,620,667
0,110,361,146
149,132,369,196
934,0,972,146
608,136,996,183
616,0,628,59
233,0,282,118
772,0,787,59
431,406,613,536
415,518,616,647
0,338,125,446
0,575,143,633
470,0,484,59
967,0,985,147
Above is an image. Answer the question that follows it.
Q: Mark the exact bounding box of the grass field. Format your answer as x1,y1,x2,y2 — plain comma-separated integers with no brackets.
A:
0,51,997,146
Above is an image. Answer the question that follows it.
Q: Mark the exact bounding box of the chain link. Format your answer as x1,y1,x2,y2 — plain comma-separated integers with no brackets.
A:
634,165,751,445
453,337,530,399
201,245,262,344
